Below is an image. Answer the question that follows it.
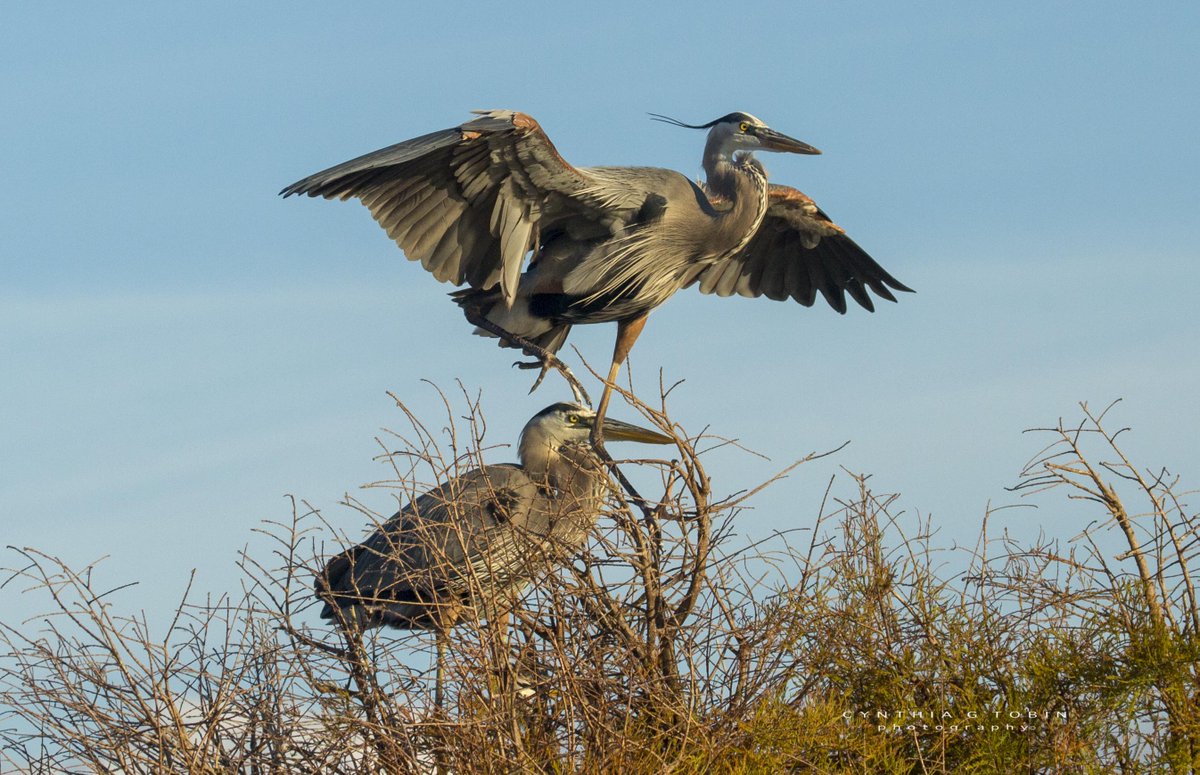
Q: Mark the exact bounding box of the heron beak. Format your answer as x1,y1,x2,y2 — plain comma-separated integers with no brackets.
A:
596,416,674,445
758,127,821,155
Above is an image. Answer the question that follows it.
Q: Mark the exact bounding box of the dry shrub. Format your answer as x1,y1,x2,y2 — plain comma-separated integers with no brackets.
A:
1,393,1197,773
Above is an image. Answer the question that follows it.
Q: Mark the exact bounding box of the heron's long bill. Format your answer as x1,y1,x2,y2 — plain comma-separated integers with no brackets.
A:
597,416,674,444
759,127,821,155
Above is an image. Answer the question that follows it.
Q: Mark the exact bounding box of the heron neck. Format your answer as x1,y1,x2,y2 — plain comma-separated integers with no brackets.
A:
701,144,769,259
518,432,603,495
544,445,607,547
549,445,605,498
701,134,733,191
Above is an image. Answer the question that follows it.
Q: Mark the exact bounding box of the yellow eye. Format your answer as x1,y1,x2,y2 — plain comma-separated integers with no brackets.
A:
739,122,750,133
567,414,580,424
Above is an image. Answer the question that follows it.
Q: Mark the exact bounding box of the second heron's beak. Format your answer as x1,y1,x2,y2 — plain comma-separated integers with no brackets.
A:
758,127,821,155
596,416,674,445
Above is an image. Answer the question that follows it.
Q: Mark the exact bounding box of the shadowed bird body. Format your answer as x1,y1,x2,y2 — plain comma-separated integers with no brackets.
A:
283,110,912,428
316,403,671,631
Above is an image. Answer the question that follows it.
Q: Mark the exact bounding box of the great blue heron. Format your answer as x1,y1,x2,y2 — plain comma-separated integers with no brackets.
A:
282,110,912,433
316,402,671,709
316,402,671,631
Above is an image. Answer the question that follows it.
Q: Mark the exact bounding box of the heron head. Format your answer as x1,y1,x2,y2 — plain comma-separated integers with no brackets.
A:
650,111,821,157
520,402,673,459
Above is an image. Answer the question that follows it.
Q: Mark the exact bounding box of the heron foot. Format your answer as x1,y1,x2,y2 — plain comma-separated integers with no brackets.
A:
513,358,555,395
467,313,591,406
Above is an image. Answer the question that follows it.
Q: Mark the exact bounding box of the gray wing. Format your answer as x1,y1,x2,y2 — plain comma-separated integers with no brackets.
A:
281,110,648,305
690,184,914,313
315,464,543,629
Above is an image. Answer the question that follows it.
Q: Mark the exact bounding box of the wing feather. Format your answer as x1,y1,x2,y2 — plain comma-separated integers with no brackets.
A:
490,181,534,303
282,110,648,305
783,233,817,306
689,184,913,313
716,258,745,297
455,207,499,288
396,188,454,248
758,231,791,302
824,237,875,312
426,220,468,284
316,464,544,629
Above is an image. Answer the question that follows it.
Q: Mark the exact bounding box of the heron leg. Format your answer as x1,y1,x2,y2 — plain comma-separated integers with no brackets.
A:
491,607,513,696
434,627,446,713
433,627,448,775
464,311,591,406
494,608,512,650
591,313,648,445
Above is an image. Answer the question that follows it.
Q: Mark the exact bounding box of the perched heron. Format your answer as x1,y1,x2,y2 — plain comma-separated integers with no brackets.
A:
282,110,912,431
315,403,672,632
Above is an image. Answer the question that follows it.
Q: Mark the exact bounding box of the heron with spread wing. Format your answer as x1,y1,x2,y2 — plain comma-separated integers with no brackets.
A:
282,110,912,433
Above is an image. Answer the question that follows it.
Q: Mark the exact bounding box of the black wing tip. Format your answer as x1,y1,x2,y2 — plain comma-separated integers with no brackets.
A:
823,232,915,299
867,279,913,307
865,277,912,307
279,174,335,198
853,278,911,310
818,286,849,314
279,179,314,198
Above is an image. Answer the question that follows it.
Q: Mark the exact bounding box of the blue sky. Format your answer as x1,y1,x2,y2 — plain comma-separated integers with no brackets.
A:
2,2,1198,623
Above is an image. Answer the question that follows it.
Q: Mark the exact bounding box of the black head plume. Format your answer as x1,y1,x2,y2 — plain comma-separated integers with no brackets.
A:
648,112,757,130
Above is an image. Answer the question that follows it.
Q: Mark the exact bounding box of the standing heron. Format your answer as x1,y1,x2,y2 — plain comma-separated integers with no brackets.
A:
282,110,912,433
316,402,671,703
